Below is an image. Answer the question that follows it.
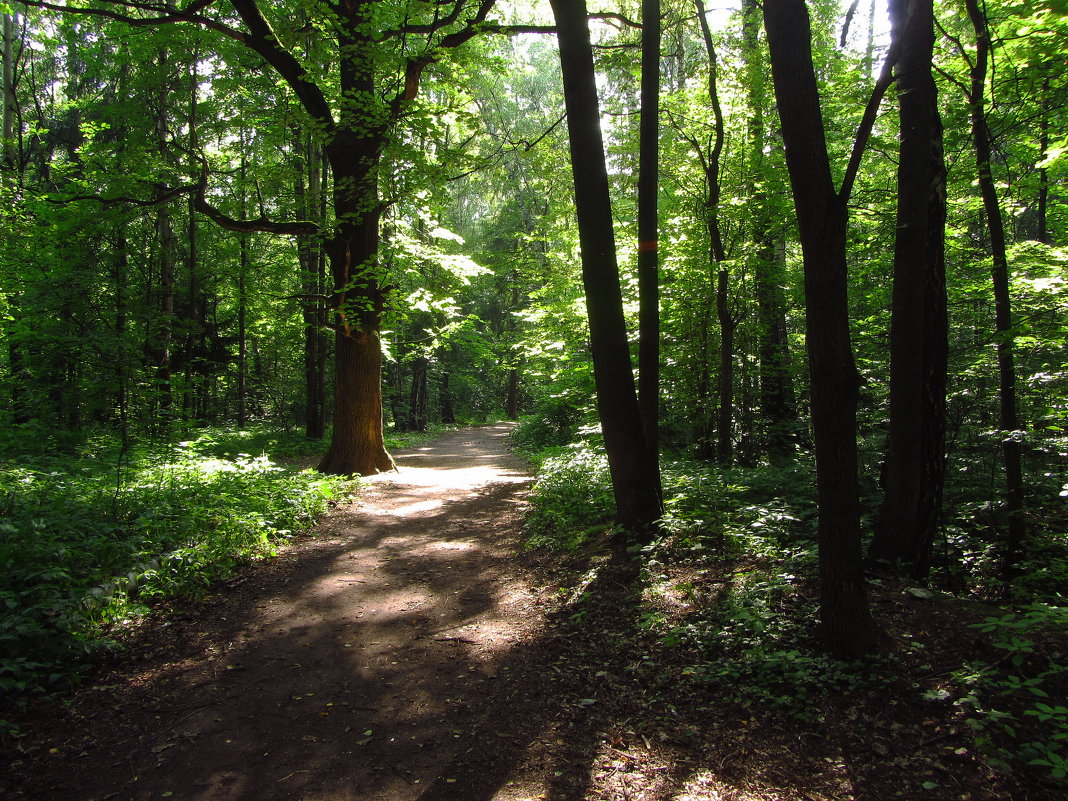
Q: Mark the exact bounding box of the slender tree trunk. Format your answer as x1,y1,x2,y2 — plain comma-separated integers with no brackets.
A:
236,145,250,428
409,356,429,432
715,268,734,463
113,227,130,443
296,136,327,439
550,0,663,539
2,11,14,170
763,0,878,657
237,237,248,428
637,0,661,469
157,203,175,417
964,0,1026,571
1038,76,1051,245
742,0,795,461
871,0,947,578
693,0,734,465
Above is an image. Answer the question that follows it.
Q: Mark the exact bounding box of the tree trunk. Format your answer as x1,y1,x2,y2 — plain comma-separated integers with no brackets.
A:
409,357,429,432
693,0,733,465
296,136,327,439
315,16,395,476
715,267,734,464
440,371,456,424
916,112,948,579
763,0,878,658
964,0,1026,571
2,11,14,170
742,0,795,461
315,203,395,474
505,368,520,420
637,0,660,467
1038,76,1051,245
871,0,947,577
550,0,663,539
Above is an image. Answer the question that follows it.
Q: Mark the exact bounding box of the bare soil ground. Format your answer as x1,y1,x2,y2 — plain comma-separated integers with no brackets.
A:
3,424,1064,801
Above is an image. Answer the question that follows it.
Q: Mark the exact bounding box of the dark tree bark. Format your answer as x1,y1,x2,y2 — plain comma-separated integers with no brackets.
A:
870,0,947,578
439,371,456,424
550,0,663,539
506,368,520,420
917,116,948,579
637,0,660,470
763,0,881,657
964,0,1026,571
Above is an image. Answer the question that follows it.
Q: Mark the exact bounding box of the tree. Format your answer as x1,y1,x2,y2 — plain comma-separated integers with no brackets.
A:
742,0,796,462
963,0,1026,570
637,0,661,478
23,0,507,474
762,0,894,657
549,0,663,539
869,0,948,578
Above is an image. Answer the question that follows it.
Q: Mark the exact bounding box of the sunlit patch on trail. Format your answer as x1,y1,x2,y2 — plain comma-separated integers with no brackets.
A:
387,498,444,516
429,540,475,552
365,464,529,494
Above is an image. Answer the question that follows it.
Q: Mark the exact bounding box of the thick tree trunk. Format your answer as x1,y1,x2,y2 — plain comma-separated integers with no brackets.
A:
315,15,395,476
550,0,663,539
315,203,395,474
916,116,948,579
871,0,947,577
763,0,878,658
505,368,520,420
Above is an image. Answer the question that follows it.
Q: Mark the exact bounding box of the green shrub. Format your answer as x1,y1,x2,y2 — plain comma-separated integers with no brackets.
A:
524,444,615,549
950,604,1068,783
510,395,586,458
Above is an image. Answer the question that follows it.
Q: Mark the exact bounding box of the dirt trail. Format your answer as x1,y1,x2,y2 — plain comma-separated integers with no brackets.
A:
12,424,587,801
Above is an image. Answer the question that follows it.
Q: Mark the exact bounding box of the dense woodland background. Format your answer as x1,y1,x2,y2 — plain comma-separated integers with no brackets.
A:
1,0,1066,791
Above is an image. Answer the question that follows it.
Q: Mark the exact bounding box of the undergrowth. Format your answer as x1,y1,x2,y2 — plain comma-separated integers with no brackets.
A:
0,427,354,699
520,432,1067,787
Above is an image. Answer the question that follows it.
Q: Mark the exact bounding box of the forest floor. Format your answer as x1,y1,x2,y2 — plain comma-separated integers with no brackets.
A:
2,424,1063,801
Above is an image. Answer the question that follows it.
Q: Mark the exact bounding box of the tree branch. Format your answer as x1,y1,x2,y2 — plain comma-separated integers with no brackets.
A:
838,41,901,203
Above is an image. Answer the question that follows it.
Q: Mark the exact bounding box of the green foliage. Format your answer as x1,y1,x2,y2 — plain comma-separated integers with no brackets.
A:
0,432,352,695
509,394,587,459
950,604,1068,782
523,443,616,550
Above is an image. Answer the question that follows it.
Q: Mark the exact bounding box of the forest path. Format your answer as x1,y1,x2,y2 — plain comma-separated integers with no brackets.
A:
14,424,605,801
